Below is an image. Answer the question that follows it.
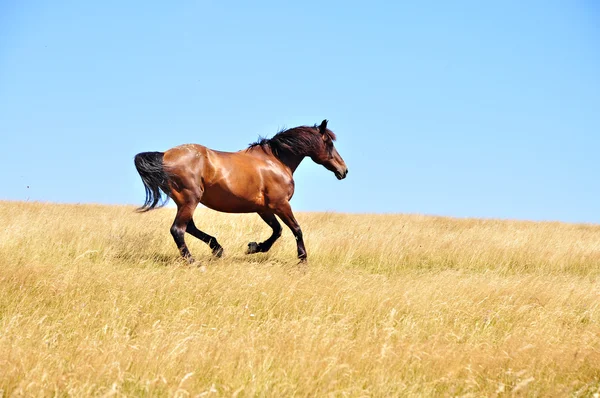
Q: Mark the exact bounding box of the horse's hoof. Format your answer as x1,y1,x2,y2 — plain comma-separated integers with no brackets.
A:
247,242,260,254
212,246,224,258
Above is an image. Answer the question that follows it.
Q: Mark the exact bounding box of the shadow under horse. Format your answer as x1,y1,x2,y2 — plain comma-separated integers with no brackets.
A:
134,120,348,265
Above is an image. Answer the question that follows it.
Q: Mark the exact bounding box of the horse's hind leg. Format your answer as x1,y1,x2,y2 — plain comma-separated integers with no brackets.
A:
247,212,282,254
187,219,224,257
170,202,198,263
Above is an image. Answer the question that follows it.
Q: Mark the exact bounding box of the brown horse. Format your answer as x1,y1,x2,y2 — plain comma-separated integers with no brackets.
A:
134,120,348,264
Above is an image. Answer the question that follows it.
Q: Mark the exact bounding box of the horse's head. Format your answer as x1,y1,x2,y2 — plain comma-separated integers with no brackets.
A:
311,120,348,180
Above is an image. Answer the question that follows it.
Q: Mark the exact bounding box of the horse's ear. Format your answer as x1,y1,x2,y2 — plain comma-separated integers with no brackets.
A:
318,119,328,134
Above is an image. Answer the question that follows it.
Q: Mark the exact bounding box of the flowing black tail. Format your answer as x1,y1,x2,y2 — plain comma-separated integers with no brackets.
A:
134,151,171,212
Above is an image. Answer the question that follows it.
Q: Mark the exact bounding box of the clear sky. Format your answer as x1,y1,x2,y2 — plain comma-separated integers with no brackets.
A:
1,1,599,223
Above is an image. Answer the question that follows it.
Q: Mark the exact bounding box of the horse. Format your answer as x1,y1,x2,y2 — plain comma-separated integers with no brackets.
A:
133,119,348,265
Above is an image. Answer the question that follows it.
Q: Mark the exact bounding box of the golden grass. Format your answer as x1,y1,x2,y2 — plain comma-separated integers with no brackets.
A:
1,201,600,397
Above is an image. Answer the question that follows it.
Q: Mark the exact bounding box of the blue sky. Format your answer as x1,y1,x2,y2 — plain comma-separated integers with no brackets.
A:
1,1,599,223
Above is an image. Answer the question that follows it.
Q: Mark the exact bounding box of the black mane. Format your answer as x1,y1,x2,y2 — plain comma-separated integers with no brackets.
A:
248,125,336,159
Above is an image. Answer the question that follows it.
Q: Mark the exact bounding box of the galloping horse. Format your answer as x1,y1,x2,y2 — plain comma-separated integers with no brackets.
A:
134,120,348,264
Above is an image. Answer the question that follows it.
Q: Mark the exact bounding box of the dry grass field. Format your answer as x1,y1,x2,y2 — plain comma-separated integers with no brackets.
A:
1,200,600,397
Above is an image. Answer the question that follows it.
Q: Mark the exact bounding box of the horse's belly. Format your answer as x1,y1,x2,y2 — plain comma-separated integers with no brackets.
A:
200,185,263,213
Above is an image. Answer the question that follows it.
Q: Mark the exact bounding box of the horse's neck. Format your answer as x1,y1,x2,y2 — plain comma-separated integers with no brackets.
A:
278,152,306,174
247,145,309,174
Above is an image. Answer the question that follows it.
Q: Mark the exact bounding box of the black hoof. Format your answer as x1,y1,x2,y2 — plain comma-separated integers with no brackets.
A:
247,242,260,254
212,246,224,258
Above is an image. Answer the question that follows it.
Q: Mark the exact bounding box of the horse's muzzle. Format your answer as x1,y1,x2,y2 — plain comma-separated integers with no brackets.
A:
335,168,348,180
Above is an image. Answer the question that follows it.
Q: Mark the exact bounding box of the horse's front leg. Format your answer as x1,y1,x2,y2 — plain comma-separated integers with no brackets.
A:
247,212,282,254
273,202,307,262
